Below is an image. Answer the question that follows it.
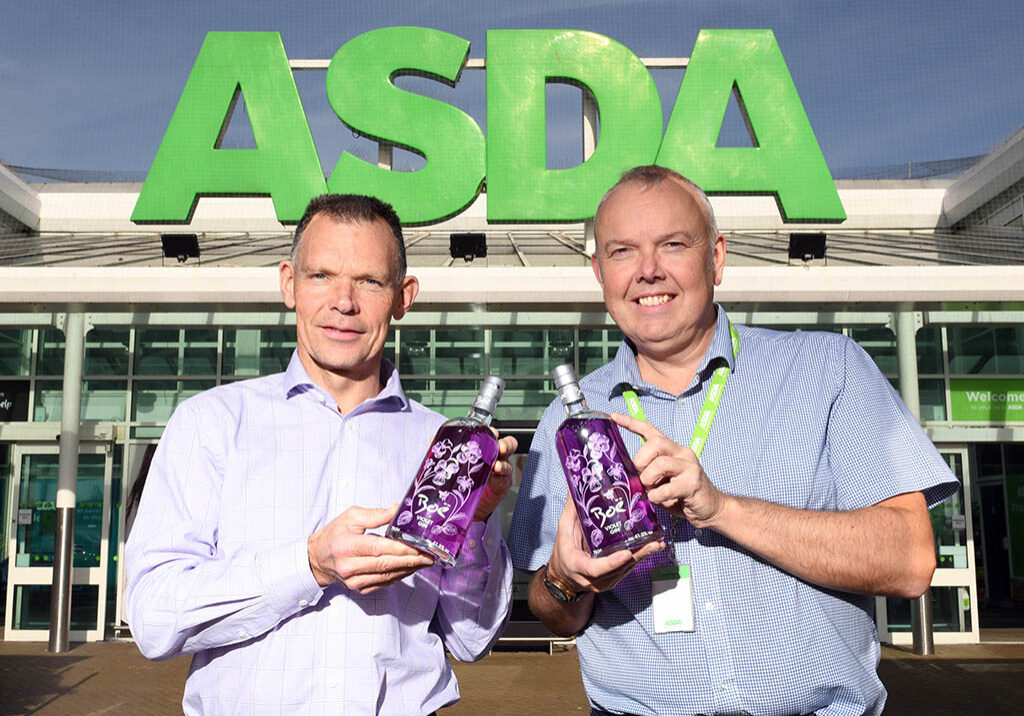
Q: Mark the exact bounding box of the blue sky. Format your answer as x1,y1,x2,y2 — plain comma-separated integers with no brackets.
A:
2,0,1022,178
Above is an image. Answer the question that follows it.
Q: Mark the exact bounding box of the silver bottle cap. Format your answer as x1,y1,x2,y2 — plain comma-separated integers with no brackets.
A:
472,375,505,415
551,364,585,406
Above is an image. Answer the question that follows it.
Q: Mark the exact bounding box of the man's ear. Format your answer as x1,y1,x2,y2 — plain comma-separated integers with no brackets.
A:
280,260,297,309
392,275,420,320
591,253,604,286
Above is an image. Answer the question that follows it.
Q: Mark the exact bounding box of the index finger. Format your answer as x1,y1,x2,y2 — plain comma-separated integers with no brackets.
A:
609,412,667,443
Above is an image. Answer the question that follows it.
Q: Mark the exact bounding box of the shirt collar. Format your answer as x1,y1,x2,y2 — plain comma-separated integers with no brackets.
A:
605,303,736,399
281,350,410,413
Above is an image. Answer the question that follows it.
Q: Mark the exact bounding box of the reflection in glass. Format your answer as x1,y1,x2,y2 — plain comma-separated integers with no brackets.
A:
0,329,31,375
14,584,99,631
131,380,215,422
15,453,105,568
886,586,973,633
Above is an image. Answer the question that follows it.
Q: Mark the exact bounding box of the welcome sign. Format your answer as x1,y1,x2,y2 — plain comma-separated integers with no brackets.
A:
949,379,1024,422
132,28,846,226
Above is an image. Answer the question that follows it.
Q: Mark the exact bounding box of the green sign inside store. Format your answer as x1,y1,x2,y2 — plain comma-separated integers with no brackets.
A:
949,379,1024,423
132,28,846,226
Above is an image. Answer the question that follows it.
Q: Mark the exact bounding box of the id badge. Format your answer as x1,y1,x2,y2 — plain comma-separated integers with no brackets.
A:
651,565,695,633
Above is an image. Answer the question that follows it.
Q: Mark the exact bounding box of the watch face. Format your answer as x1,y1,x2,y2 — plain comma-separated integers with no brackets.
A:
543,577,571,602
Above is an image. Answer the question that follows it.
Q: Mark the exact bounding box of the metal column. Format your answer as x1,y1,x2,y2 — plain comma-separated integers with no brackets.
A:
48,310,86,652
895,308,934,656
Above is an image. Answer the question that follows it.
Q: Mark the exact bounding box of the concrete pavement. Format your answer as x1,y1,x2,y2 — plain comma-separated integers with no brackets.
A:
2,636,1023,715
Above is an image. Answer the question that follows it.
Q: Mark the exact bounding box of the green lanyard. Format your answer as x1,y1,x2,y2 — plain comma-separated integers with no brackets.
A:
621,322,739,459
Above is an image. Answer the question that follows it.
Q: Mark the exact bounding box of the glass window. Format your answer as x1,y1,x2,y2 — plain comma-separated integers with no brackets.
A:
886,586,973,633
33,380,128,421
13,584,99,631
37,329,65,376
932,453,969,569
84,329,130,376
491,329,574,377
499,379,556,422
135,329,218,376
916,326,943,375
223,329,295,376
848,327,897,376
0,329,31,375
948,327,1002,375
919,378,947,422
401,379,479,418
579,328,625,375
132,380,215,422
398,329,483,377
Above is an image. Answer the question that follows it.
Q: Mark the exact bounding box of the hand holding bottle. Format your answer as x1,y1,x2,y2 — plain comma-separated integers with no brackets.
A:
547,496,665,596
472,431,519,521
610,412,728,527
307,504,435,594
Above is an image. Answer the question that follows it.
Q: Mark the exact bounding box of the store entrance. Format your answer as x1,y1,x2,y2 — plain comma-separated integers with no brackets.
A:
973,442,1024,627
3,443,114,641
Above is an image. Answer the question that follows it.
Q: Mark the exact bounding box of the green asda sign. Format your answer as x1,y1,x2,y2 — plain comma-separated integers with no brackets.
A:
950,379,1024,422
132,28,846,226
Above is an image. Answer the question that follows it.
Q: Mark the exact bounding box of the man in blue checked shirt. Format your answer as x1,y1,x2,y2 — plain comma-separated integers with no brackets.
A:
126,194,517,715
508,165,958,716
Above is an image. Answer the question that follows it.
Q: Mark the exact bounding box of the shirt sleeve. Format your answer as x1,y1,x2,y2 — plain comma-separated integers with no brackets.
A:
507,400,568,572
434,511,513,662
124,398,324,661
826,335,960,510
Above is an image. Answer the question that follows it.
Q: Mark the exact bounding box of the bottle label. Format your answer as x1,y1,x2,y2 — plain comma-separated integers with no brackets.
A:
394,435,489,538
562,430,651,550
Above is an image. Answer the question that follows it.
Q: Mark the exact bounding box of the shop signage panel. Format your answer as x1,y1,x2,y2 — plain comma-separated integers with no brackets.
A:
0,379,30,421
132,28,846,226
949,378,1024,422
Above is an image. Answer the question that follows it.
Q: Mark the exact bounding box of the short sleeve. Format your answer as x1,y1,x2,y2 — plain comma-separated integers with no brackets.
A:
826,336,959,510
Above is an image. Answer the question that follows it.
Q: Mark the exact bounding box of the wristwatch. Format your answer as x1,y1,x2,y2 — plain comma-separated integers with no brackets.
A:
542,564,586,603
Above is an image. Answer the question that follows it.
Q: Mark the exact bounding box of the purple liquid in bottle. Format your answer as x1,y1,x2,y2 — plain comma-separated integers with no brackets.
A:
552,365,663,557
388,377,504,566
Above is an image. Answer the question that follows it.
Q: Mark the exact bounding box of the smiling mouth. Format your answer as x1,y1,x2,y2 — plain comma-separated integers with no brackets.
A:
636,294,673,307
322,326,362,338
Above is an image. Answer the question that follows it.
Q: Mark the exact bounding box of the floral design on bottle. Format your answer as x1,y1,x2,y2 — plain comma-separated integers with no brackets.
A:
394,434,490,538
560,421,659,552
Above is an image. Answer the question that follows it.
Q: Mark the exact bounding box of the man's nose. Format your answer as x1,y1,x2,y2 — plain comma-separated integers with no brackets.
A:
331,279,357,313
637,249,663,282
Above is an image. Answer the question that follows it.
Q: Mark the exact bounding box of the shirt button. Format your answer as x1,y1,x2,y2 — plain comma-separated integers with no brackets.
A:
486,537,494,547
705,602,715,611
694,528,703,537
719,682,728,691
328,679,337,689
237,629,247,638
341,479,351,489
467,539,478,549
298,599,309,607
346,423,355,432
677,395,686,404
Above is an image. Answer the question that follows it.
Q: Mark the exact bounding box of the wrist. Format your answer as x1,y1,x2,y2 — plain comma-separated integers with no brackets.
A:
541,563,586,603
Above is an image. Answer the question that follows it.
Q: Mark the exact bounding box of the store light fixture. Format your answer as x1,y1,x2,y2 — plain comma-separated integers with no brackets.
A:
788,232,827,263
160,233,200,264
449,232,487,262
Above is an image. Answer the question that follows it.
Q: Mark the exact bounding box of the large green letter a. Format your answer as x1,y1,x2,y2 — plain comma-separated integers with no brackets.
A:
132,32,326,223
657,30,845,222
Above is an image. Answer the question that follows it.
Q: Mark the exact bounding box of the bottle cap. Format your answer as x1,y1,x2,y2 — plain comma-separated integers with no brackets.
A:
551,364,585,406
472,375,505,414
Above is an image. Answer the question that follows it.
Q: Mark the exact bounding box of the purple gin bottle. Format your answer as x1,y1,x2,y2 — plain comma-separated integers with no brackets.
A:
388,376,504,566
551,364,663,557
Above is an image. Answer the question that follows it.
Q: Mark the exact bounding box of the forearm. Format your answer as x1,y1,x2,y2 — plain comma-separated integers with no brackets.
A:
526,567,594,637
126,535,323,660
704,491,936,598
437,515,514,661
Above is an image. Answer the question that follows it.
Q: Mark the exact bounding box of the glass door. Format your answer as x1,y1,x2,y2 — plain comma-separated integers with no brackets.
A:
878,446,980,645
3,444,112,641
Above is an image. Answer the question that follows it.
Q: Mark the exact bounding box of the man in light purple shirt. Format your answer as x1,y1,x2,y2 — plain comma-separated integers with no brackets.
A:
125,194,517,715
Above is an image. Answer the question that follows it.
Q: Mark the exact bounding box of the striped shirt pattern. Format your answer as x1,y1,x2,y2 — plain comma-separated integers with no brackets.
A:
126,353,512,716
508,306,958,716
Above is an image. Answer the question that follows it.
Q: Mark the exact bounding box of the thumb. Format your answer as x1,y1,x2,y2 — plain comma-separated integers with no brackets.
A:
344,503,399,532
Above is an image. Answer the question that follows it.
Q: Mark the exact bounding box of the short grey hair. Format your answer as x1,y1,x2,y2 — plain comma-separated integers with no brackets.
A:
595,165,719,265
